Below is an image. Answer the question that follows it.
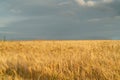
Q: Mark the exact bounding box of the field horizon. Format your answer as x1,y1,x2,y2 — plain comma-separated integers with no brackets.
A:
0,40,120,80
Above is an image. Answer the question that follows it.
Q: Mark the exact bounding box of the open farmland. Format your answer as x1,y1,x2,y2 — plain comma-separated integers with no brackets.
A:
0,40,120,80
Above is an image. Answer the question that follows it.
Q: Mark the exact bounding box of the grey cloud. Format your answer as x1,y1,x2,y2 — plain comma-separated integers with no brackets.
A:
0,0,120,40
108,1,120,15
95,0,120,16
2,14,120,40
6,0,74,17
75,0,120,17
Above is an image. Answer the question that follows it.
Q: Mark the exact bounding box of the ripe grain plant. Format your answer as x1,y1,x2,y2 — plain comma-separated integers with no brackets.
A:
0,40,120,80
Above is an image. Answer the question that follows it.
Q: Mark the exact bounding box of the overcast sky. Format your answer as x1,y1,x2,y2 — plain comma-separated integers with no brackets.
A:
0,0,120,40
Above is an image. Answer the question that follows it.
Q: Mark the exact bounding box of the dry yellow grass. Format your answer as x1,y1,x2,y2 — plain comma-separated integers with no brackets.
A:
0,40,120,80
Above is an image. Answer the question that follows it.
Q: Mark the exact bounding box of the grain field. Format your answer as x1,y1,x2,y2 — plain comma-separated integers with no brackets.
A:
0,40,120,80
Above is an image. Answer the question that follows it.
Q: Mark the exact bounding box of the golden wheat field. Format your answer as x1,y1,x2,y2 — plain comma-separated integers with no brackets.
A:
0,40,120,80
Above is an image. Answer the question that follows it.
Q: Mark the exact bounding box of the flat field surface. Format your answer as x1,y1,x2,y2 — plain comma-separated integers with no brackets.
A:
0,40,120,80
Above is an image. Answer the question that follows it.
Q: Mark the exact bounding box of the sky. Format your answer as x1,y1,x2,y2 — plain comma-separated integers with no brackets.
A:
0,0,120,40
